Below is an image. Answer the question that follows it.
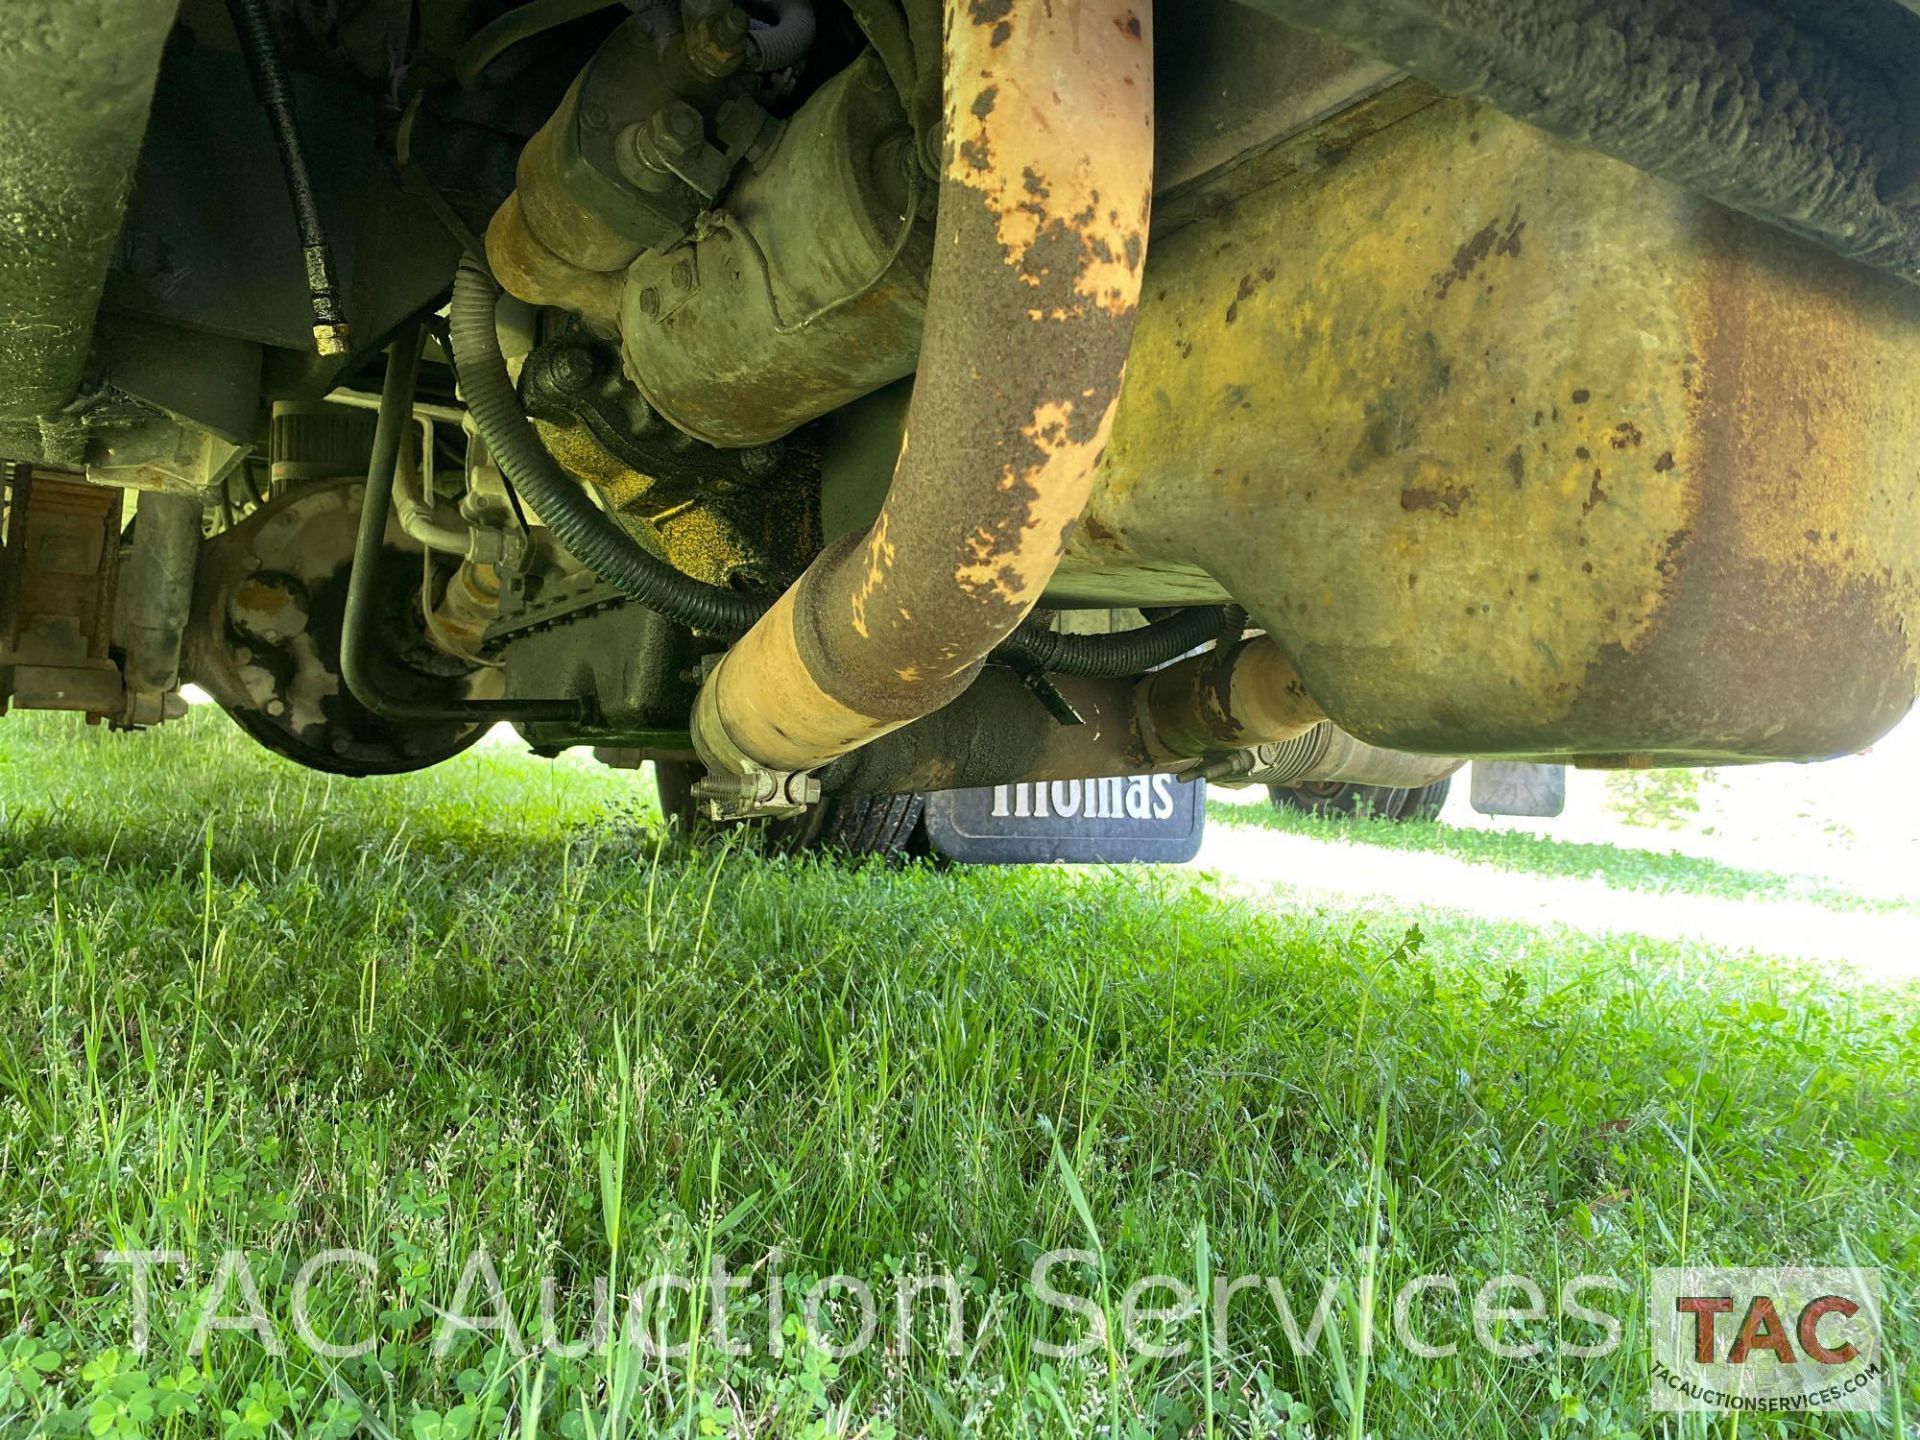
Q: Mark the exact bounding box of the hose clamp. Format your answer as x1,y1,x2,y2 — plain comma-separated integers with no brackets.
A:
690,651,821,819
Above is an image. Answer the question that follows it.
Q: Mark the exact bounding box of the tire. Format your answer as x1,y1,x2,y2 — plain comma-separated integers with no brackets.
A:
1395,776,1453,824
1268,780,1409,820
653,760,926,860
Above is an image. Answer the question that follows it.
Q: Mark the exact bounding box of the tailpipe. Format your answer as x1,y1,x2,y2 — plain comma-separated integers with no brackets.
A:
691,0,1155,810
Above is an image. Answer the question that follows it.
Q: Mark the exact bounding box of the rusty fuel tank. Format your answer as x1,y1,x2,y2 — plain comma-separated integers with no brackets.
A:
1044,92,1920,765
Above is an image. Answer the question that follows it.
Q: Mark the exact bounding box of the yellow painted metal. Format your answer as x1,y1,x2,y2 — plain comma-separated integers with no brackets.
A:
1066,96,1920,762
696,0,1156,779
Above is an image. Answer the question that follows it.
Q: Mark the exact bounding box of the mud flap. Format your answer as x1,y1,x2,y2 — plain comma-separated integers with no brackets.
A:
1470,761,1567,818
922,775,1207,865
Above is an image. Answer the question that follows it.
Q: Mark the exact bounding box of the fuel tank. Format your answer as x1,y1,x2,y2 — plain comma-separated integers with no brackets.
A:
1055,92,1920,764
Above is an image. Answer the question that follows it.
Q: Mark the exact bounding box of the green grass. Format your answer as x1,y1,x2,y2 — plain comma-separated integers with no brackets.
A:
1209,795,1919,915
0,708,1914,1438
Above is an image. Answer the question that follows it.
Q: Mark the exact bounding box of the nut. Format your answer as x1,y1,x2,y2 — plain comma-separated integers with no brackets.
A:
543,346,599,395
650,101,705,161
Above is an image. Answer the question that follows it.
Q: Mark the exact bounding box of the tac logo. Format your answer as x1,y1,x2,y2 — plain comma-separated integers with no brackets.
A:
1650,1268,1885,1414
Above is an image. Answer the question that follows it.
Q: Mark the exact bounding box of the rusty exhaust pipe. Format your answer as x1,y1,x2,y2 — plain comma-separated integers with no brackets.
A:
1130,634,1461,789
1136,636,1324,761
814,646,1461,797
691,0,1155,808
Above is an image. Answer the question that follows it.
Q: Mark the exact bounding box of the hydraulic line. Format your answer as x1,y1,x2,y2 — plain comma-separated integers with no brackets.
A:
340,324,595,726
225,0,350,356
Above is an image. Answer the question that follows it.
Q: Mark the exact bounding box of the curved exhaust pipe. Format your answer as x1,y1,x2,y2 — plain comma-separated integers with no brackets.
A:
692,0,1156,801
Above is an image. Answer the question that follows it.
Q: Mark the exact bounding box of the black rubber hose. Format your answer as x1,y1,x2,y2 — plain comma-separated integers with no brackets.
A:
899,0,943,175
844,0,917,109
341,324,595,726
224,0,349,352
452,0,621,89
993,605,1237,678
448,261,767,636
743,0,816,71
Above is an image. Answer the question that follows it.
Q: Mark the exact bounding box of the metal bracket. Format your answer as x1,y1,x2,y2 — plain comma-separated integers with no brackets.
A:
1006,659,1086,727
618,100,734,199
1192,744,1279,785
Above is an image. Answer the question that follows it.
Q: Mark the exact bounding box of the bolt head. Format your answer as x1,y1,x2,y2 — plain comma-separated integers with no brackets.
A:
738,444,781,481
650,101,705,159
545,346,599,393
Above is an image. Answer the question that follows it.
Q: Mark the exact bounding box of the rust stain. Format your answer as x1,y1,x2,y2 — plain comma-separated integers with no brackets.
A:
1224,264,1276,325
1433,206,1525,299
945,2,1151,320
1400,484,1472,517
954,396,1118,608
1654,528,1691,578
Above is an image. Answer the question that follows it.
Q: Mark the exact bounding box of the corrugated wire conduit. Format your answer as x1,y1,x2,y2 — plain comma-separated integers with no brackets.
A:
449,260,772,636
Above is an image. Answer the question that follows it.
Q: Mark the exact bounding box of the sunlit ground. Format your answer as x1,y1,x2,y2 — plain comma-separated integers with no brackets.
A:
1203,736,1920,979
